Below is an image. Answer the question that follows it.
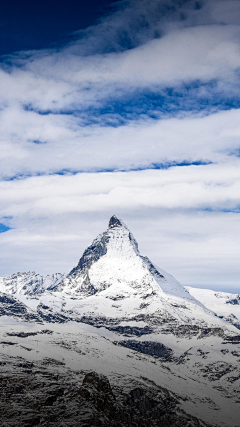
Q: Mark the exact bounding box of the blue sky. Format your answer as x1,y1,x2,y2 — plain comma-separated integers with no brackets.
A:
0,0,114,55
0,0,240,292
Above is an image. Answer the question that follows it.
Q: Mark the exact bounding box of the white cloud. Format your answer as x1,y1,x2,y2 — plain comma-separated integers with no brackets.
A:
2,23,240,113
0,162,240,218
0,0,240,291
67,25,240,89
1,107,240,178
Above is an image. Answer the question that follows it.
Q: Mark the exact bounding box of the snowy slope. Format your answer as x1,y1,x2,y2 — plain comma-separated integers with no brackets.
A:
0,272,65,295
186,286,240,329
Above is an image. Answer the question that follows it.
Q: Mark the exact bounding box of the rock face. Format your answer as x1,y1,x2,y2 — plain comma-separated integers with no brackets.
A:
0,293,41,322
76,371,206,427
116,340,173,361
36,302,69,323
0,293,69,324
226,295,240,305
0,361,208,427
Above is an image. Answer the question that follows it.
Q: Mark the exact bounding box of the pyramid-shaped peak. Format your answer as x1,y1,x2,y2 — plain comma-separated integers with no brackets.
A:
108,215,126,229
60,215,200,306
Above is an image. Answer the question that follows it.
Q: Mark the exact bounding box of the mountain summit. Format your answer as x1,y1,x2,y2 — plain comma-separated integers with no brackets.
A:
56,216,212,319
108,214,126,229
57,215,178,298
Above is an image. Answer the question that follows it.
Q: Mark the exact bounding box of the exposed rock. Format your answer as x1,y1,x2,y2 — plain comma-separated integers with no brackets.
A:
106,325,154,336
200,361,234,381
223,335,240,344
0,360,209,427
226,296,240,305
198,328,225,339
0,292,41,322
6,329,53,338
37,303,69,323
116,340,173,361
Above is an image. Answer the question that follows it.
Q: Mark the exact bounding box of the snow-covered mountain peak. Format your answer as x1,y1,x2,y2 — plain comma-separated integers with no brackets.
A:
57,216,202,309
106,215,139,256
68,216,139,278
106,216,139,257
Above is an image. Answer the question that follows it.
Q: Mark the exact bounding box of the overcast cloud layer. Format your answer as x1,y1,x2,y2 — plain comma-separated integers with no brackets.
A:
1,0,240,291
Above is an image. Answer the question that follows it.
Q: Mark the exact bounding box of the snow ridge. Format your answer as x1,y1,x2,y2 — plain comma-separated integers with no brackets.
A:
0,272,65,295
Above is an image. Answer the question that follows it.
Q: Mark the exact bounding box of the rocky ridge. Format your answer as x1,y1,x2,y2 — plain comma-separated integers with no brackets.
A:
0,358,209,427
0,272,64,295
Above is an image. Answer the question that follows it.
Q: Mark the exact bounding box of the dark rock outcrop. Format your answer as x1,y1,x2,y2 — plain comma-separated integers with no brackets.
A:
37,302,69,323
107,325,154,336
0,293,41,322
0,359,209,427
226,295,240,305
116,340,173,361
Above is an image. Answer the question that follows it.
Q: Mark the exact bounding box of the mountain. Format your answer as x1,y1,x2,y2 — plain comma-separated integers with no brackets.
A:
48,215,235,337
0,215,239,426
57,214,195,300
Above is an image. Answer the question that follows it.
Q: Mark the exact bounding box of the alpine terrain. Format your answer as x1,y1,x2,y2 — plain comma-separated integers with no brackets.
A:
0,216,239,426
